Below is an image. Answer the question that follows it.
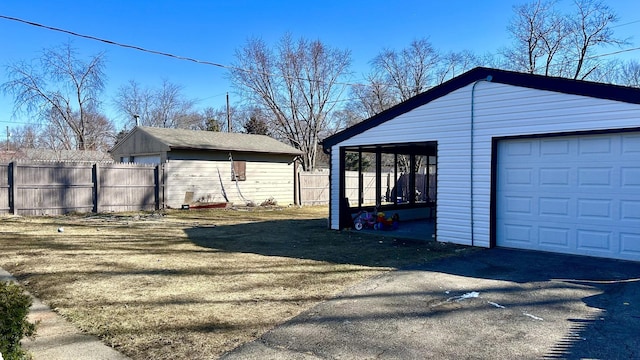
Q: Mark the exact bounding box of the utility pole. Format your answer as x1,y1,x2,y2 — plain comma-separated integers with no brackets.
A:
226,92,231,133
6,126,9,151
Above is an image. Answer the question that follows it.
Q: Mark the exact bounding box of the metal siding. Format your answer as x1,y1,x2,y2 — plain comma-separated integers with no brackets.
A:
329,147,341,229
329,81,640,247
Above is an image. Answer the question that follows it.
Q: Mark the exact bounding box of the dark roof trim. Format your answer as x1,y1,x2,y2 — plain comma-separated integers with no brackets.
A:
322,67,640,151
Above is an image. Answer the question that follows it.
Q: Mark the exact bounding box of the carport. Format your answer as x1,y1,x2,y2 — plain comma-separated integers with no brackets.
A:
322,67,640,261
336,141,437,237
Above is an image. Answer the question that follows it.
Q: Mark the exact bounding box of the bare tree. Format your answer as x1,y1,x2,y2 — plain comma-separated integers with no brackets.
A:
371,38,440,102
2,42,113,150
504,0,626,79
113,79,197,129
436,50,481,84
112,80,154,126
230,34,351,170
348,74,396,121
569,0,627,80
192,107,222,132
504,0,559,74
344,39,473,126
153,80,196,128
188,106,242,132
7,125,40,149
619,59,640,87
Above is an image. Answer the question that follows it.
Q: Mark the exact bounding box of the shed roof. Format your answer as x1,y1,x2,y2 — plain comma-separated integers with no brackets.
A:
322,67,640,151
119,126,303,156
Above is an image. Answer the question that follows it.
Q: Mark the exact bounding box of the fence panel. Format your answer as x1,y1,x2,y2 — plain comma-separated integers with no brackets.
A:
299,171,377,207
98,163,157,212
298,172,329,205
14,162,94,215
0,161,159,216
0,163,9,214
298,171,433,207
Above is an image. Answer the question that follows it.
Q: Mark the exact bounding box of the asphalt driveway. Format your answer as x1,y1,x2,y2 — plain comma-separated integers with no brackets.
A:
221,248,640,359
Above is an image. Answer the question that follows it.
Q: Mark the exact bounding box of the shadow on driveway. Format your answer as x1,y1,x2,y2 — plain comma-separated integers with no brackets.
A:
416,248,640,359
217,246,639,359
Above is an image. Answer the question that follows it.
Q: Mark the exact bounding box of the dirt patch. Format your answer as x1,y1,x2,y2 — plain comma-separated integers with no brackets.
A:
0,206,468,359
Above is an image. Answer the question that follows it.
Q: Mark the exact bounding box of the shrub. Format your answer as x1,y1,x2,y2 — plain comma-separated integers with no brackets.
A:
0,281,37,360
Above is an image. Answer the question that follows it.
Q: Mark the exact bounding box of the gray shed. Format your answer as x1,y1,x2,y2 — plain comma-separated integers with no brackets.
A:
110,126,303,208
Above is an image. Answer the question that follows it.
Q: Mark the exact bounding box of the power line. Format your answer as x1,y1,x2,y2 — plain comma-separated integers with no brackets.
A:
612,19,640,29
0,14,363,87
2,13,639,109
589,46,640,59
0,15,231,69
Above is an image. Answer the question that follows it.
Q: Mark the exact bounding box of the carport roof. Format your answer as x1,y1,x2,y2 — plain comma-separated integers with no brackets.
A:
322,67,640,152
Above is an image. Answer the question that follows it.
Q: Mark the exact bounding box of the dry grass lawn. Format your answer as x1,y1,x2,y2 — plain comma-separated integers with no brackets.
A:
0,206,467,359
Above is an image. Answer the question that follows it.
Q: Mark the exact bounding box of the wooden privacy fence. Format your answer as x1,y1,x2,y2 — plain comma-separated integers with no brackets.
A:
0,161,158,216
298,171,376,206
0,162,428,213
297,171,436,207
298,171,330,205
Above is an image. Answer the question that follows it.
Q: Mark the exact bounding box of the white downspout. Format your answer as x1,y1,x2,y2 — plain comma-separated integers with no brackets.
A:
470,75,492,247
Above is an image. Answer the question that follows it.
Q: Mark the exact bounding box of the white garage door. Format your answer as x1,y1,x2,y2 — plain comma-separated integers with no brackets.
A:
497,132,640,261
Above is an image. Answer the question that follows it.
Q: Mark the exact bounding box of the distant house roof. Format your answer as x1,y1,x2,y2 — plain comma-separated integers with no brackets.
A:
0,149,113,162
112,126,303,156
322,67,640,151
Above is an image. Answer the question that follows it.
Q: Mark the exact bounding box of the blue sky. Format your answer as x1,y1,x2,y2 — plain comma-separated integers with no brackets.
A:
1,0,639,133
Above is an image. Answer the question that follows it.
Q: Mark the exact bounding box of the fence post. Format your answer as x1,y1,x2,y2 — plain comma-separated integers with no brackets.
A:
293,161,299,206
9,161,16,215
297,171,302,206
155,164,162,210
93,163,100,213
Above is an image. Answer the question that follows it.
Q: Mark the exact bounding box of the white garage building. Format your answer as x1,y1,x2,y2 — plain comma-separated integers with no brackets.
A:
322,67,640,261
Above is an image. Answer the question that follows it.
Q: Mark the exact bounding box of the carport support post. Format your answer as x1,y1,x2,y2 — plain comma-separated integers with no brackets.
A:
375,151,381,207
358,150,363,208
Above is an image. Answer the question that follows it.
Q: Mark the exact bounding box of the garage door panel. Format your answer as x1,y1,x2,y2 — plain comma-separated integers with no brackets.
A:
504,168,533,185
504,196,533,214
504,140,534,156
502,223,533,245
622,134,640,153
540,139,571,155
621,233,640,256
539,226,571,248
539,197,570,216
497,132,640,261
578,136,612,155
576,229,612,252
621,200,640,221
577,167,613,187
577,199,612,220
621,167,640,187
540,168,571,186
